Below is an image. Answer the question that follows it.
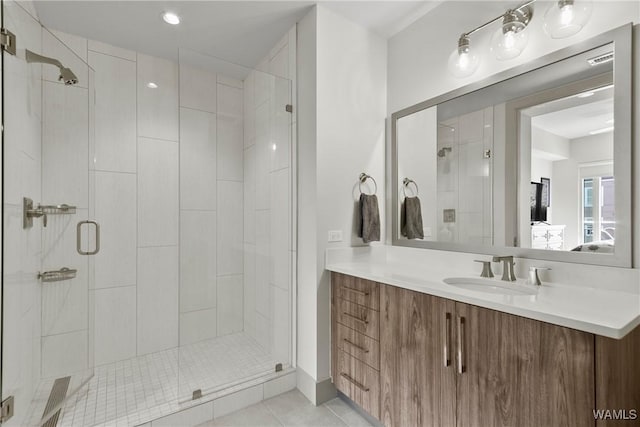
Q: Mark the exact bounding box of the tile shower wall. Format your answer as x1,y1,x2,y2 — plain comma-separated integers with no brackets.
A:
437,107,493,245
243,28,296,365
40,32,249,365
178,63,245,344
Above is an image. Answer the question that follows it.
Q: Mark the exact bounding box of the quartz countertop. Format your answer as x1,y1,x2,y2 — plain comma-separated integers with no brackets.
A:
326,260,640,339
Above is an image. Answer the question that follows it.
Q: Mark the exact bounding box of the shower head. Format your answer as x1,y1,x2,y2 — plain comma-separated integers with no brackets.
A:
59,67,78,85
438,147,452,158
25,49,78,85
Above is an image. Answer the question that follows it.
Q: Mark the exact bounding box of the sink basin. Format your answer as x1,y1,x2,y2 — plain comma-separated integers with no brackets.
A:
443,277,537,296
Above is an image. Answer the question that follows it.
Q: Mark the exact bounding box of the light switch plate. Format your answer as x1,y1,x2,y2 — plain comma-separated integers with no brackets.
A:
328,230,343,242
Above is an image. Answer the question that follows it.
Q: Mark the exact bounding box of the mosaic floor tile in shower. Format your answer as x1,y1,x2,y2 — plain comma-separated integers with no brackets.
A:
27,333,281,427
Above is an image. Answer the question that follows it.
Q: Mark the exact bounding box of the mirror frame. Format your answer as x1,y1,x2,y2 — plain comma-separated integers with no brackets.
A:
391,23,632,268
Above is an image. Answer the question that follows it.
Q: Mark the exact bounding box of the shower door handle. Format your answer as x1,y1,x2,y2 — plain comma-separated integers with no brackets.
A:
77,220,100,255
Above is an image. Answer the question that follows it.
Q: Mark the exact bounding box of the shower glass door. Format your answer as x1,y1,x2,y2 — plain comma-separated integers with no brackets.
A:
176,48,294,402
1,1,95,425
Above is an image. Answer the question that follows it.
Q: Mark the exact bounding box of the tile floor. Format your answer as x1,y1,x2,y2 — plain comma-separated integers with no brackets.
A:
27,333,281,427
198,390,373,427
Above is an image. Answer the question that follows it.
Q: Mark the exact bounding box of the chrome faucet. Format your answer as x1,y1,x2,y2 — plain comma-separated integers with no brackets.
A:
492,256,516,282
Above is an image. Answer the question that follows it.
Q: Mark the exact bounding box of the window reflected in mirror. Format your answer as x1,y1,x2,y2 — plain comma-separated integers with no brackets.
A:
522,84,614,253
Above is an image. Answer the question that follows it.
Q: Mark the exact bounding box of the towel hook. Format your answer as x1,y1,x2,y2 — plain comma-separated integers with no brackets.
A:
402,178,419,197
359,173,377,195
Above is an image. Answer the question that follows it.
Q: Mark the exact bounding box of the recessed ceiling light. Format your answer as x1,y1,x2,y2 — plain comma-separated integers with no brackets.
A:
146,82,158,89
576,91,594,98
162,12,180,25
589,126,614,135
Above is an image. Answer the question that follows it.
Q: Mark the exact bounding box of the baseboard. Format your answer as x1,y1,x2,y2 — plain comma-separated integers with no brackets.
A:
296,366,336,405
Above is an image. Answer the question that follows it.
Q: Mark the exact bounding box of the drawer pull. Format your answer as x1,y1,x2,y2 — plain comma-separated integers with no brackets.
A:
342,286,369,296
343,338,369,353
343,312,369,324
340,373,370,392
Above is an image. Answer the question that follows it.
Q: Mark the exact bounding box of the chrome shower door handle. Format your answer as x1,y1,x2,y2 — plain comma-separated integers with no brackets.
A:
77,220,100,255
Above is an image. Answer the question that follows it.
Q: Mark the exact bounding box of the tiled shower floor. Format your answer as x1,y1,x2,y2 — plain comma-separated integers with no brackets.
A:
27,333,281,427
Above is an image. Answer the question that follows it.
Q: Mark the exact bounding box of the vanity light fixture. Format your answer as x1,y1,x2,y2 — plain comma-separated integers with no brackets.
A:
162,12,181,25
448,0,593,78
447,34,480,78
543,0,593,39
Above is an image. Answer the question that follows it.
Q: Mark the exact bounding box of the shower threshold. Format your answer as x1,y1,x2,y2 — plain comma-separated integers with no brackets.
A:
26,332,286,427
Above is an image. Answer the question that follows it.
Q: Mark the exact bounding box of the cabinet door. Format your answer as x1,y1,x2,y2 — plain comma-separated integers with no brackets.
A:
456,302,595,427
380,285,456,427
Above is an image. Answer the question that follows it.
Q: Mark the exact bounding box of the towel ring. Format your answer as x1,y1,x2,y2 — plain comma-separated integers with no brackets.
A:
402,178,419,197
359,173,377,195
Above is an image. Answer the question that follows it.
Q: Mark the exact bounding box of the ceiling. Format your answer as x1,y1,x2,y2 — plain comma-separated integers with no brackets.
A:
34,1,439,70
532,92,614,140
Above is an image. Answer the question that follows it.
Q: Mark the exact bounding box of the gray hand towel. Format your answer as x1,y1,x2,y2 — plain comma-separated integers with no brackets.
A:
357,193,380,243
401,196,424,239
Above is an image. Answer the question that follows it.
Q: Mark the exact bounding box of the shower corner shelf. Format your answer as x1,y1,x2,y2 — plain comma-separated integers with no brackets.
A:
38,267,77,283
23,197,77,229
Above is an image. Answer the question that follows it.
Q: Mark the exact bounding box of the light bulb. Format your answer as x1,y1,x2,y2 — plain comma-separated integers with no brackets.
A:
543,0,593,39
503,31,516,50
560,4,574,25
490,24,528,61
447,34,479,78
458,52,469,69
490,9,530,61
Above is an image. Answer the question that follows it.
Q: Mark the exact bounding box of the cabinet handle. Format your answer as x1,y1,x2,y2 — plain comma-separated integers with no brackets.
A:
340,373,370,392
457,316,466,374
444,312,451,367
343,312,369,324
343,338,369,353
342,286,369,296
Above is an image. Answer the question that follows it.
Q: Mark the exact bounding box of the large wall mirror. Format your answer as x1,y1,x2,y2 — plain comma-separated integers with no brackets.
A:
392,24,632,267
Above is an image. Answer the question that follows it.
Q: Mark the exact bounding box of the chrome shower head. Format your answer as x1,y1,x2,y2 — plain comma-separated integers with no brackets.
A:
25,49,78,85
59,67,78,85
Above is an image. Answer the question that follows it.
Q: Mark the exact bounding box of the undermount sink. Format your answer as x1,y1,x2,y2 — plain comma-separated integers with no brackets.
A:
443,277,537,296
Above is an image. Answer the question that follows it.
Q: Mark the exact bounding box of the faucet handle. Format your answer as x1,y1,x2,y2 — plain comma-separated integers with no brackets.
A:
527,266,551,286
474,260,494,278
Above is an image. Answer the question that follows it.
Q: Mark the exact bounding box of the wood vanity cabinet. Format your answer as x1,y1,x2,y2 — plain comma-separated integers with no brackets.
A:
331,273,640,427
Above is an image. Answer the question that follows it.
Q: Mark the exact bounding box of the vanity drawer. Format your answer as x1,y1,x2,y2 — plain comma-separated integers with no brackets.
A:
336,350,380,420
336,323,380,370
333,273,379,310
337,299,379,340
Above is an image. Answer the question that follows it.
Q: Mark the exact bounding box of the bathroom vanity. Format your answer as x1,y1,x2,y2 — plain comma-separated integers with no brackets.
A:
330,269,640,427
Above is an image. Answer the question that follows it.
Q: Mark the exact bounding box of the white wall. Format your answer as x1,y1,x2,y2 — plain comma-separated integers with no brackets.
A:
297,5,387,399
296,6,319,389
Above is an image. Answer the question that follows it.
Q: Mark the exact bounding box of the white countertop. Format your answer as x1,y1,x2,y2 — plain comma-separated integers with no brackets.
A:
326,260,640,339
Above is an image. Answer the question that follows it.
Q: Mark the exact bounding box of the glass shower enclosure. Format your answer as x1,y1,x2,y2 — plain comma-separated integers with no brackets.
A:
1,2,294,425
